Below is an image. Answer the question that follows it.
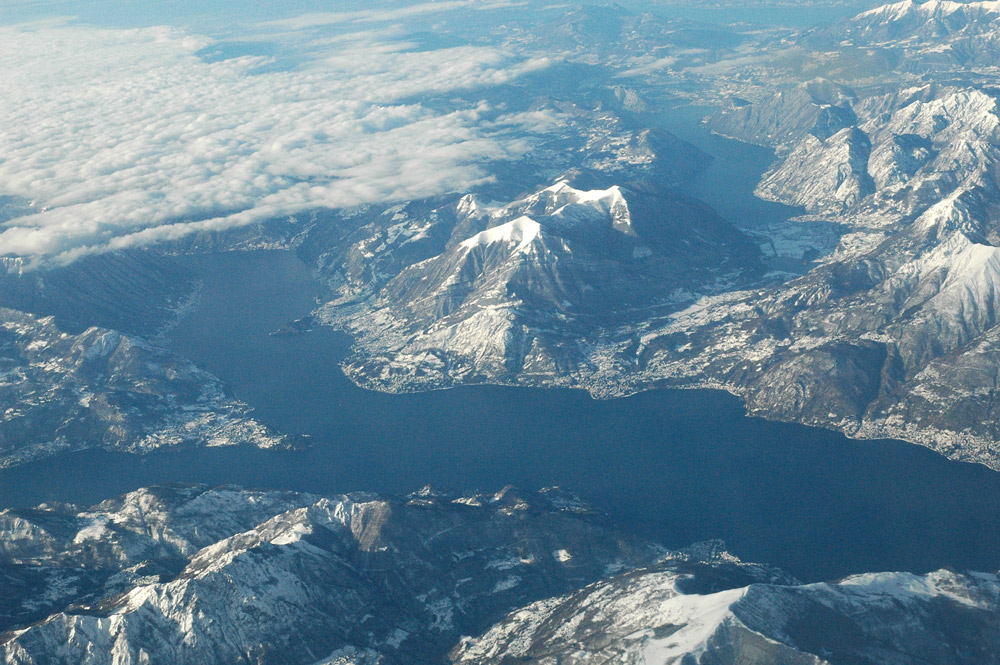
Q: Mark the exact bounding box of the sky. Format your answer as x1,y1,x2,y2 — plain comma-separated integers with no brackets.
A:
0,2,551,264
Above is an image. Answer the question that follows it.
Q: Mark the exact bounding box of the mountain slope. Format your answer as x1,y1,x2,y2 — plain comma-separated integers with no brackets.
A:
0,251,195,336
301,10,1000,469
0,308,288,468
320,180,761,391
9,485,996,665
454,566,1000,665
0,484,662,665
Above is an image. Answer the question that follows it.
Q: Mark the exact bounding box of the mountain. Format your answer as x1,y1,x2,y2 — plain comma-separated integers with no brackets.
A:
756,126,876,211
0,484,663,665
809,0,1000,70
0,250,194,336
722,82,999,215
709,80,858,152
2,484,996,665
641,79,1000,467
839,0,1000,43
0,308,289,468
295,116,720,301
290,4,1000,469
455,565,1000,665
319,180,761,391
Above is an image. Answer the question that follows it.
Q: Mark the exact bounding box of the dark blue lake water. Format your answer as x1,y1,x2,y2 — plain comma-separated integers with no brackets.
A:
2,249,999,583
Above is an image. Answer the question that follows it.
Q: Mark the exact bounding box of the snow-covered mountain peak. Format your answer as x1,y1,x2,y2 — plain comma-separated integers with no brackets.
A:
459,216,541,252
887,88,999,141
455,565,1000,665
539,181,625,209
572,184,634,234
837,569,1000,609
499,181,635,236
802,77,855,107
913,231,1000,294
456,193,482,218
857,0,1000,21
913,190,983,237
455,193,499,221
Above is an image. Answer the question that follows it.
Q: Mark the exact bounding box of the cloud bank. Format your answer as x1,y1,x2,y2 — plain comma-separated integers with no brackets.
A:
265,1,527,29
0,22,550,263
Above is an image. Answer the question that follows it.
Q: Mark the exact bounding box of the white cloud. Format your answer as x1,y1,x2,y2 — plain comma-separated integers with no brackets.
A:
266,1,528,30
617,55,681,78
0,22,551,263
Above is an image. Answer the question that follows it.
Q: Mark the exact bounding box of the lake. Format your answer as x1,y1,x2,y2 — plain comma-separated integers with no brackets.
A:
2,249,1000,584
657,105,804,230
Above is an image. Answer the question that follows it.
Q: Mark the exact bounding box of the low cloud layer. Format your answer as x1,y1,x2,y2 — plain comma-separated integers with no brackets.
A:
265,1,527,29
0,21,550,263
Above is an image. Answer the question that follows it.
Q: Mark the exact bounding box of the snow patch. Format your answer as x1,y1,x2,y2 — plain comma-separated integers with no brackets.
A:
492,575,521,593
641,587,746,663
459,216,540,252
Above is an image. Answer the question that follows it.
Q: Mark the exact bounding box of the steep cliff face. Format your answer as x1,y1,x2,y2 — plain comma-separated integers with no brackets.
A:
756,127,875,212
709,79,858,151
